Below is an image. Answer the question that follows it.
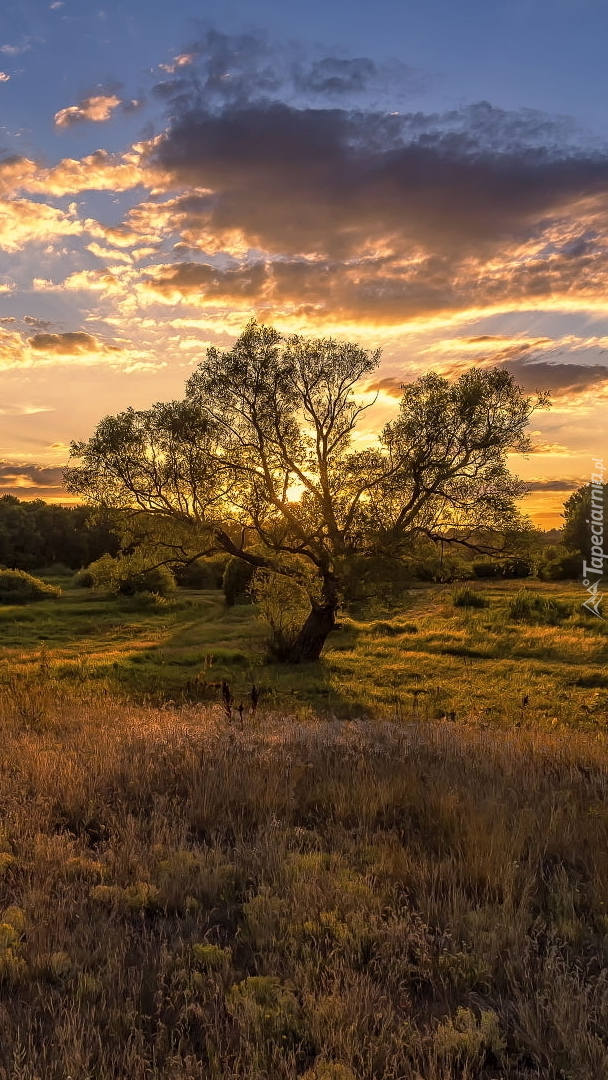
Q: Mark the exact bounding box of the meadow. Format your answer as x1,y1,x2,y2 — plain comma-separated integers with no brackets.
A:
1,576,608,1078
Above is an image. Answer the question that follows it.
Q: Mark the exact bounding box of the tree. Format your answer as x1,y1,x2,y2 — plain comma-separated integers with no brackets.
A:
563,483,607,560
65,321,549,662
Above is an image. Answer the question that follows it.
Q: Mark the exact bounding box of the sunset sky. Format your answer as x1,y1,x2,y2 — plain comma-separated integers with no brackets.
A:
1,0,607,525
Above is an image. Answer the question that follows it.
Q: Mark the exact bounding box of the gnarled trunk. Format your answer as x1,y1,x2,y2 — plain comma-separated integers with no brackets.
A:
287,573,339,663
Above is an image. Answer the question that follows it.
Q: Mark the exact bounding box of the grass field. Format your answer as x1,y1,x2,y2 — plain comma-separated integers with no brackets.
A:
1,575,608,1078
0,574,606,726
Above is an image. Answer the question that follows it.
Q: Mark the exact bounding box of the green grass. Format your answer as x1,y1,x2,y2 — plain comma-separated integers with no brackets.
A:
0,577,606,725
1,574,608,1075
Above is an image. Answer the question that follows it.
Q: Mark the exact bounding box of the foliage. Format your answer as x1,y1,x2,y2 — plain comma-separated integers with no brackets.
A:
87,553,176,596
65,321,549,661
472,557,532,578
222,555,256,606
0,569,61,604
452,587,490,608
250,566,312,660
508,589,572,624
175,554,228,589
535,545,581,581
72,567,95,588
0,495,120,571
563,482,607,558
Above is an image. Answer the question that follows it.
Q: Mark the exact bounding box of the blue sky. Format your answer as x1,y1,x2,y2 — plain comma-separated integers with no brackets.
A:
0,0,607,523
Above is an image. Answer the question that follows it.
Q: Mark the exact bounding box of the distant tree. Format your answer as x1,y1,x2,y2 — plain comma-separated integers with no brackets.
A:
65,321,549,662
0,496,121,570
563,483,607,560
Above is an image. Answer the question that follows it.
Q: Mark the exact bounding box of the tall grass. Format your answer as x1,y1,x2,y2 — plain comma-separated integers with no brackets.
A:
1,691,608,1077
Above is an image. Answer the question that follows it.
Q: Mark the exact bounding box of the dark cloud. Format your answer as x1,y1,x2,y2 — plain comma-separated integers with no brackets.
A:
500,357,608,397
523,479,582,492
144,261,268,301
154,29,422,112
148,70,608,265
139,33,608,327
364,357,608,403
0,463,65,499
28,331,120,355
294,56,378,95
23,315,54,329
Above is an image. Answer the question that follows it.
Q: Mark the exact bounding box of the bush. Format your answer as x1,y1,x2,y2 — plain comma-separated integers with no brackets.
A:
72,568,95,588
473,559,531,579
452,587,489,609
250,569,310,661
337,554,415,607
175,554,228,589
87,554,176,596
222,556,255,606
535,547,581,581
0,569,61,604
508,590,572,625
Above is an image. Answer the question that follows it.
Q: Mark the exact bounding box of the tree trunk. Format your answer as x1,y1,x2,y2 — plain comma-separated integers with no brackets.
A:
287,600,337,663
287,572,339,663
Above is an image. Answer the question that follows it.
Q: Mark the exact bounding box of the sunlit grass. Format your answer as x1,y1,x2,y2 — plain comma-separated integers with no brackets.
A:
1,695,608,1076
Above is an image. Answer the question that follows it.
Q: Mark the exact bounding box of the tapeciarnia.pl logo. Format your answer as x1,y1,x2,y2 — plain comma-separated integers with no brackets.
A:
581,458,605,619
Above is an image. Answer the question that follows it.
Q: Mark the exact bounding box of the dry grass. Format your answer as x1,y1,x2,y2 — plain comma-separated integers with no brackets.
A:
1,689,608,1078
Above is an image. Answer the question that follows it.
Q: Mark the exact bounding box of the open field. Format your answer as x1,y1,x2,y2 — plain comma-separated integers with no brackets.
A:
0,576,606,725
2,699,608,1077
1,577,608,1077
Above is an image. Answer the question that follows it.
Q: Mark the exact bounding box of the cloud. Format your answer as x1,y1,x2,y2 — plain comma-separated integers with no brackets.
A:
0,73,10,82
0,462,65,499
28,331,121,356
0,403,54,416
363,377,405,398
523,478,583,492
140,260,268,304
0,198,83,251
500,357,608,397
54,94,122,129
128,34,608,328
0,42,30,56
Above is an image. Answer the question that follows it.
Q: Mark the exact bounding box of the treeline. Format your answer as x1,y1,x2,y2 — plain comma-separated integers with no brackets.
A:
0,496,121,571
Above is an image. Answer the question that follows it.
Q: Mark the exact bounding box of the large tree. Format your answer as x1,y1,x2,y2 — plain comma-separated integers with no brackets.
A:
65,321,548,661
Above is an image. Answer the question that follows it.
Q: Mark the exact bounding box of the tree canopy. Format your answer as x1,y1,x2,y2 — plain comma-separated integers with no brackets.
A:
65,321,549,661
563,482,606,559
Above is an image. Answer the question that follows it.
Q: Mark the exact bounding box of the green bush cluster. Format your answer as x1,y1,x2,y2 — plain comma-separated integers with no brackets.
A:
85,554,176,597
452,587,490,609
535,546,581,582
508,590,572,624
473,558,531,579
222,556,255,606
175,554,229,589
0,569,61,604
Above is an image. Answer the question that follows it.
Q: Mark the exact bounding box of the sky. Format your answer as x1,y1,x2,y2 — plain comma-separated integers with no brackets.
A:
1,1,607,526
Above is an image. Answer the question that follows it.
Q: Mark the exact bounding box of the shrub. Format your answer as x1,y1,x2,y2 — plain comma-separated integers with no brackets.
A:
72,567,95,588
250,568,310,661
452,587,489,609
535,547,581,581
175,557,225,589
0,569,61,604
508,590,572,624
87,554,176,596
473,559,531,579
222,556,255,606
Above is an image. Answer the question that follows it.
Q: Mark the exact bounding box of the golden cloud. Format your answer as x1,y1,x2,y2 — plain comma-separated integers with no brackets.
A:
0,198,83,252
54,94,122,129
